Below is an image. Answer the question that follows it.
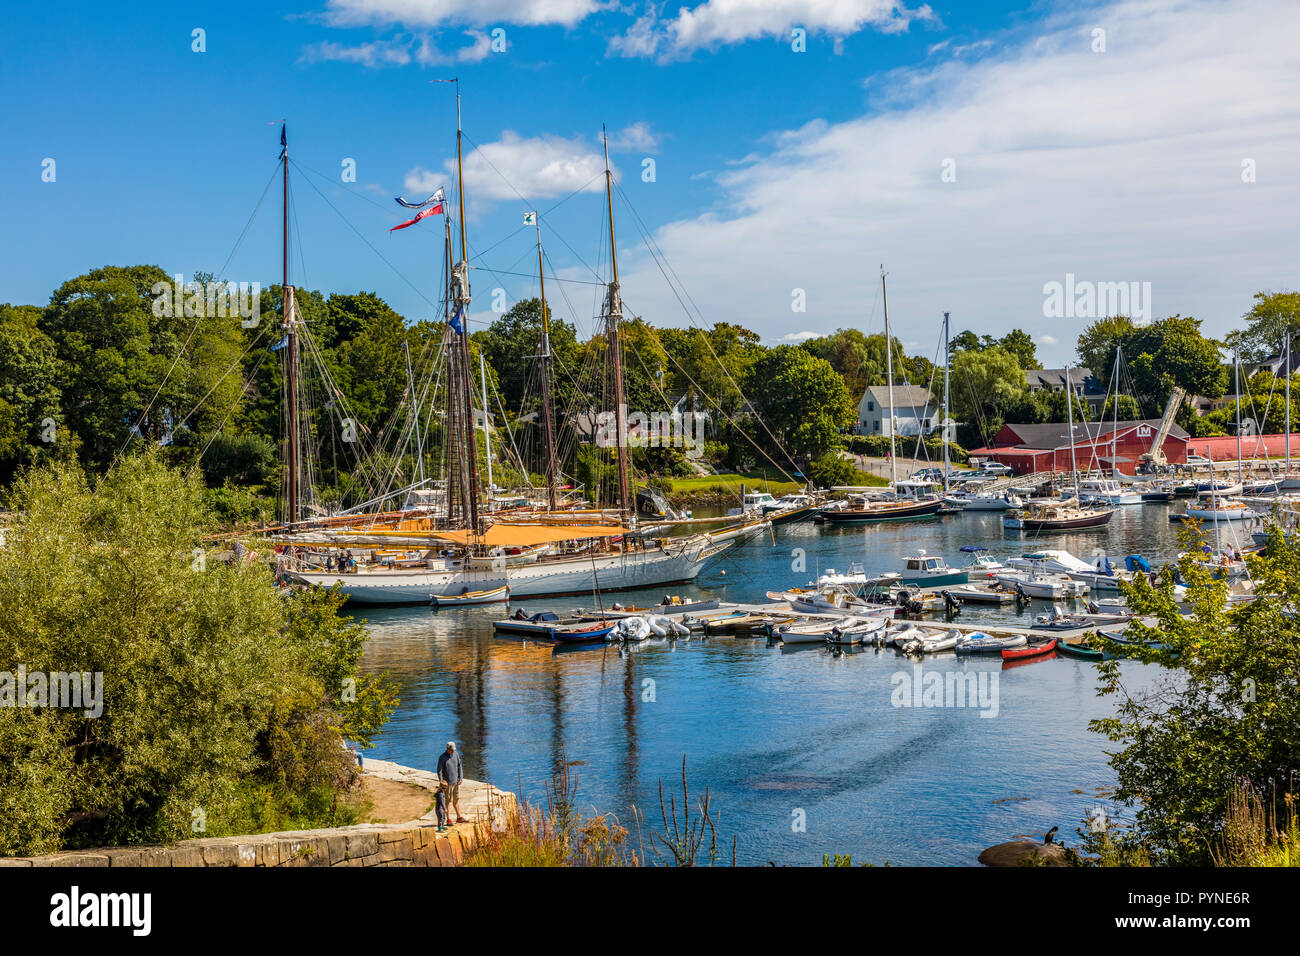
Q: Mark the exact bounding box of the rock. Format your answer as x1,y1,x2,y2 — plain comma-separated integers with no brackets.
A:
978,840,1068,867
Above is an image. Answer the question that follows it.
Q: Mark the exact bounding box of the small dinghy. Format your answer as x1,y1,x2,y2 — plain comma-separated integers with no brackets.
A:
827,617,889,645
901,628,961,655
954,632,1028,654
1056,635,1105,660
432,585,510,607
549,622,617,644
1002,638,1057,660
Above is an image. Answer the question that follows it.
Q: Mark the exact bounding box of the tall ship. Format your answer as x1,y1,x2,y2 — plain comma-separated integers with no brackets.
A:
264,103,742,602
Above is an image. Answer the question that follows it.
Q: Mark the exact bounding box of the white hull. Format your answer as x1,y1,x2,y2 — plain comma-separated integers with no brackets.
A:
291,542,722,604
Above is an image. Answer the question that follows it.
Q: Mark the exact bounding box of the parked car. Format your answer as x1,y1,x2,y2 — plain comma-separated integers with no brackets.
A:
1185,453,1212,467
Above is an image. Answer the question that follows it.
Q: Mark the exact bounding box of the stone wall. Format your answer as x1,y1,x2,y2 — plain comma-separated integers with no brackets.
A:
0,758,513,868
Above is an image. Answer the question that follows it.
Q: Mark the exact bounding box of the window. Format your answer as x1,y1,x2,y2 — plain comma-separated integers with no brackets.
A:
867,401,875,411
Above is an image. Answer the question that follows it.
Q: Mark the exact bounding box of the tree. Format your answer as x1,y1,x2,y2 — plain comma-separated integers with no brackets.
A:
1077,315,1227,418
1100,394,1142,421
1224,291,1300,362
746,346,855,463
948,346,1027,447
1091,528,1300,864
0,453,395,855
998,329,1041,370
0,304,64,481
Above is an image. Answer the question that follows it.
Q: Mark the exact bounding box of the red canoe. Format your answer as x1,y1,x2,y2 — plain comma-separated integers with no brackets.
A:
1002,638,1057,661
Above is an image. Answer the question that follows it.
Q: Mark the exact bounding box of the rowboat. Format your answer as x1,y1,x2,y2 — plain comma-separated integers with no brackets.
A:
954,632,1028,654
827,617,889,645
550,622,617,644
1056,635,1105,660
1001,638,1057,660
431,585,510,607
703,612,770,634
493,611,588,636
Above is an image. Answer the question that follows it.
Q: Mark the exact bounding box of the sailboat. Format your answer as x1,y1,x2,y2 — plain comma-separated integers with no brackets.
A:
283,109,734,602
821,274,943,523
1003,362,1114,531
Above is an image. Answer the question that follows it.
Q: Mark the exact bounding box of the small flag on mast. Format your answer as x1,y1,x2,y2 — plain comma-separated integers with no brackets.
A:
523,211,537,226
395,188,445,209
389,190,446,232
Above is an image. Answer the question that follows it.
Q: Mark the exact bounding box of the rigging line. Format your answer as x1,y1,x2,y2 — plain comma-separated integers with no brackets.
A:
174,325,270,430
459,131,608,282
469,266,606,287
622,299,800,486
214,159,282,282
290,158,442,313
192,344,274,472
613,185,801,478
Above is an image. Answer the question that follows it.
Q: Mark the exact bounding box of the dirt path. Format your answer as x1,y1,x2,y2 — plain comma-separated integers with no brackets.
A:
360,775,435,824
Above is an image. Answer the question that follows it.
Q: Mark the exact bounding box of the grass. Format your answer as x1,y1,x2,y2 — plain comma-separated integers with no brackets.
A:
658,472,803,495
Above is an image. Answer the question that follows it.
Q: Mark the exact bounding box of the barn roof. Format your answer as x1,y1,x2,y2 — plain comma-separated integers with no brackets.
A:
997,419,1189,449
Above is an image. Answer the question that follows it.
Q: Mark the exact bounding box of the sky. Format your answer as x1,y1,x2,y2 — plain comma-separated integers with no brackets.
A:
2,0,1297,366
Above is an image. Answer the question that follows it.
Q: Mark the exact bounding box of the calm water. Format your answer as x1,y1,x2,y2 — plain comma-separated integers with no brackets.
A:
358,503,1203,865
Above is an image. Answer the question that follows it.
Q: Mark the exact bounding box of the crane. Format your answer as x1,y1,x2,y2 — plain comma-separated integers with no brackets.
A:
1139,385,1186,471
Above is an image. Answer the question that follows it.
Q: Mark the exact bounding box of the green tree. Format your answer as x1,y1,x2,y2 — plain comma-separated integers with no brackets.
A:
0,304,65,480
746,346,855,463
0,454,395,855
1224,291,1300,362
948,346,1027,447
998,329,1041,370
1091,528,1300,864
1077,315,1227,417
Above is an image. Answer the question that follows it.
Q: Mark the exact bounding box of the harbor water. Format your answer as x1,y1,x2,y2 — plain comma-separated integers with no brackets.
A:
358,502,1218,865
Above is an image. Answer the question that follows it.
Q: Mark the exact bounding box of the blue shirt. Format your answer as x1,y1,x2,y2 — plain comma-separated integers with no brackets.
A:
437,749,463,784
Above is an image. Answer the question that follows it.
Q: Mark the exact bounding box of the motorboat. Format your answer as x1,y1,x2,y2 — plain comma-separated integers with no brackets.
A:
895,550,969,588
1077,478,1143,506
954,632,1029,654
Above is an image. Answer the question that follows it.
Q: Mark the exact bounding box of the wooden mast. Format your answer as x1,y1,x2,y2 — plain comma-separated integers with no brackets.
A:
942,311,950,496
603,127,631,526
281,124,300,525
534,214,559,512
451,88,481,532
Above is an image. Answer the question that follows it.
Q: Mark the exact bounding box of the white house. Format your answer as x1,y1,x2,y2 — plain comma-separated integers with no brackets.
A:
857,385,954,439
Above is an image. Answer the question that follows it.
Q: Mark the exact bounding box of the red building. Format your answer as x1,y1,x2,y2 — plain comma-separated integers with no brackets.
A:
1188,433,1300,461
969,419,1190,475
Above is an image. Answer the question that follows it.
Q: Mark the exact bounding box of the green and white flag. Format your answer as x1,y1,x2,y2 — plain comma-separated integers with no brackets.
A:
523,211,537,225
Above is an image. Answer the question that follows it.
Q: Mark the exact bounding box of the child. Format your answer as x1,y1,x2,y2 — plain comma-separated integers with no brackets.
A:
436,780,449,832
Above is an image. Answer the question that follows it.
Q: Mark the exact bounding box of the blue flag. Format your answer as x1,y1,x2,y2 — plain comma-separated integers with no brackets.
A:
271,335,289,352
449,305,465,334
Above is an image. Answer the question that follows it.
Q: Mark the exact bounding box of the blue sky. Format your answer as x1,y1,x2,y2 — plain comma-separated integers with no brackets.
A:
3,0,1298,365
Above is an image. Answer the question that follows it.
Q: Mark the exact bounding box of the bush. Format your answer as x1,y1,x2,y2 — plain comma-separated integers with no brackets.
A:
0,453,395,855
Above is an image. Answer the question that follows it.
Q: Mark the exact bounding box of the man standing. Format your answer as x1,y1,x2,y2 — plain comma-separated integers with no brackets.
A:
437,741,468,824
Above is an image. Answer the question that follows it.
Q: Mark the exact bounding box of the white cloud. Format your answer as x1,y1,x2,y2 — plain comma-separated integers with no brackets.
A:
609,0,937,60
321,0,600,28
780,330,820,341
603,122,661,152
416,29,493,63
300,30,491,66
300,38,414,67
612,0,1300,366
1038,335,1059,346
406,130,613,201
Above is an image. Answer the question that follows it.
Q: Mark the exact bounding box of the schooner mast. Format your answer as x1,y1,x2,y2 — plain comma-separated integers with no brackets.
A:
532,213,559,512
443,90,482,532
281,124,302,526
602,127,632,526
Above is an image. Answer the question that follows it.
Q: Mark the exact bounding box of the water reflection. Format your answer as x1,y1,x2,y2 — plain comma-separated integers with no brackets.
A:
359,506,1179,864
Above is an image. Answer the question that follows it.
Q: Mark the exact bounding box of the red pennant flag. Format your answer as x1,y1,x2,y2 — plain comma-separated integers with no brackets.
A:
389,201,444,232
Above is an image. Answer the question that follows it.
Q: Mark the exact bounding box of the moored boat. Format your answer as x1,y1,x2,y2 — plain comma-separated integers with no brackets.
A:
1002,637,1057,660
431,585,510,607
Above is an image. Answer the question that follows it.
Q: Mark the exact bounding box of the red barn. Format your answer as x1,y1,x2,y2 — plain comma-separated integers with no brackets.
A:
969,419,1190,475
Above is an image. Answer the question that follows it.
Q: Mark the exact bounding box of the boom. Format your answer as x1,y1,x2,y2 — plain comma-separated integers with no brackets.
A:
1142,385,1186,466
